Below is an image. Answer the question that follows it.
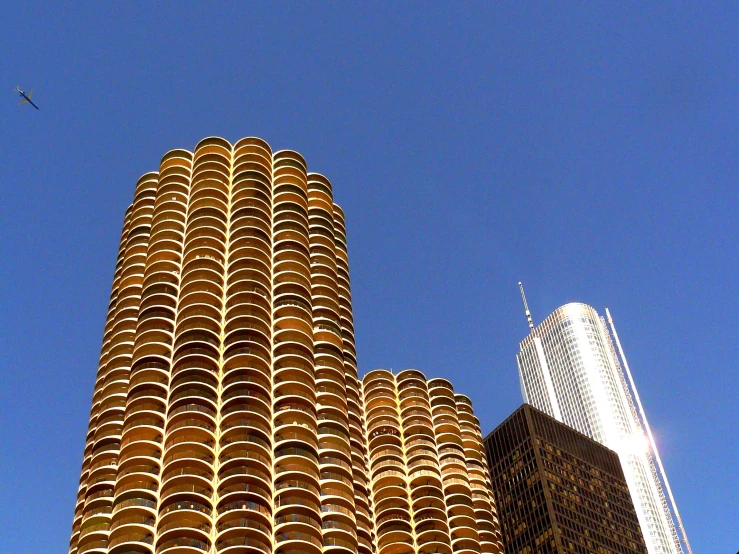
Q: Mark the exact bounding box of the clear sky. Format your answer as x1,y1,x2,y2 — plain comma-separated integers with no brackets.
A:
1,3,736,552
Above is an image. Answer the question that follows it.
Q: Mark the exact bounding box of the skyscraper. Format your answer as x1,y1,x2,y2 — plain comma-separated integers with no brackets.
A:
484,404,648,554
362,370,503,554
515,298,690,554
69,136,503,554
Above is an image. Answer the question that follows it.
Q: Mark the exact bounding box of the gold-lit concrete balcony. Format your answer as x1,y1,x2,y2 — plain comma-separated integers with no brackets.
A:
376,521,414,554
233,137,272,175
156,504,212,553
216,513,271,554
76,538,110,554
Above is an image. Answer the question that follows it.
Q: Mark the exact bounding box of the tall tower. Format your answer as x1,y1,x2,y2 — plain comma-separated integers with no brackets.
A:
69,137,373,554
361,370,503,554
69,137,505,554
516,301,690,554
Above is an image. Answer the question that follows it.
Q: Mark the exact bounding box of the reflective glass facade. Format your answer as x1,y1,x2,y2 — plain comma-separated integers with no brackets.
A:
516,304,681,554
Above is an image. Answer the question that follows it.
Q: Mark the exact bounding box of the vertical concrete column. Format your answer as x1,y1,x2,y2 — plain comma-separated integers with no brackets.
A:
155,137,233,553
216,137,274,554
271,150,323,554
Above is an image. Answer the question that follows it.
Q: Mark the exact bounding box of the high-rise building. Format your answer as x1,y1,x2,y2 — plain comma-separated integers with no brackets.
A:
514,298,690,554
69,136,503,554
362,370,503,554
484,404,648,554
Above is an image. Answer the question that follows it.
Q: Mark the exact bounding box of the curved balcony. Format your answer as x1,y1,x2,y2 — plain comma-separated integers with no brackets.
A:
415,532,452,554
376,520,413,554
76,538,109,554
169,371,217,400
172,341,219,369
223,303,270,332
112,493,157,517
128,372,169,399
224,316,271,353
78,518,111,542
229,228,271,255
231,171,272,200
233,135,272,161
216,517,271,554
107,529,155,554
109,514,155,533
158,497,212,526
162,442,214,468
156,536,210,554
190,178,229,205
225,285,270,313
224,329,271,361
225,270,271,300
229,213,271,244
177,274,224,300
215,534,271,554
274,530,322,554
168,389,217,418
273,302,312,334
176,279,223,308
364,389,396,411
230,186,271,215
157,517,211,539
165,419,215,452
274,177,309,202
220,370,270,409
272,218,309,244
365,405,398,426
179,255,223,282
180,249,225,275
217,497,272,530
218,464,271,500
183,234,227,261
117,462,160,481
114,478,158,499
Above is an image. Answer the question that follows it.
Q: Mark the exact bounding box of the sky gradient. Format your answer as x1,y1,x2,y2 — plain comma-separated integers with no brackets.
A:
1,3,737,552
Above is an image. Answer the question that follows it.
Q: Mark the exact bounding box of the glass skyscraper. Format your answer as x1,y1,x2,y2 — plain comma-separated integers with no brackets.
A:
516,302,690,554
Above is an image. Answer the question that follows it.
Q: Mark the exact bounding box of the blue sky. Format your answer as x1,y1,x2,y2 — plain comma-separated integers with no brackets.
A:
1,3,737,552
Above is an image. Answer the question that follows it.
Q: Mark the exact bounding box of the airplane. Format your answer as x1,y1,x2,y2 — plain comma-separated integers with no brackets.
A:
14,86,40,110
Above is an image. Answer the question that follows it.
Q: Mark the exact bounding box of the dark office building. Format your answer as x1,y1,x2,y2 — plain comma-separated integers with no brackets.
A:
484,404,647,554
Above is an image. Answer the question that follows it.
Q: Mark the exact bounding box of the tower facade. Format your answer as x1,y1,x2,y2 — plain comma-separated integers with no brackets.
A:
516,303,687,554
362,370,503,554
70,136,372,554
484,404,647,554
69,137,503,554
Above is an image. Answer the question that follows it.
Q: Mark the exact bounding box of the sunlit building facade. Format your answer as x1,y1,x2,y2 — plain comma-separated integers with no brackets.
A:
516,303,687,554
69,136,503,554
362,370,503,554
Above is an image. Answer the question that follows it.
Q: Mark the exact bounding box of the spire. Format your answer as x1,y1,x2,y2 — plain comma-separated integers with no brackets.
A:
518,282,535,331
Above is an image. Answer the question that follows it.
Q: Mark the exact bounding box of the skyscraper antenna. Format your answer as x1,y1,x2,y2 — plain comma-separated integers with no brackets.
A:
518,282,535,331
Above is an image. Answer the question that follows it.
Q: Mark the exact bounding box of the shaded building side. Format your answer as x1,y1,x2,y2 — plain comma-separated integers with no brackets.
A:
484,404,647,554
